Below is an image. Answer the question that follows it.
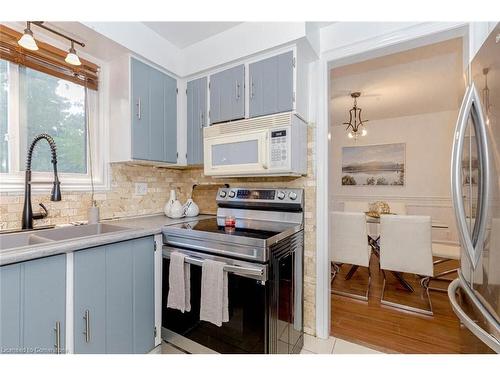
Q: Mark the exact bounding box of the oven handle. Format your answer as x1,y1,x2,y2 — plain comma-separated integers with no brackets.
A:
162,247,267,280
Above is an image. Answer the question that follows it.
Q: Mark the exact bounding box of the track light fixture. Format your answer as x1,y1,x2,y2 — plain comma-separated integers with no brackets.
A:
17,21,85,66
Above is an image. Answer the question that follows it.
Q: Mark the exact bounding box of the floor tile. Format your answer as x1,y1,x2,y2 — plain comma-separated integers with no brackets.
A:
161,342,186,354
332,338,382,354
303,334,336,354
300,348,315,354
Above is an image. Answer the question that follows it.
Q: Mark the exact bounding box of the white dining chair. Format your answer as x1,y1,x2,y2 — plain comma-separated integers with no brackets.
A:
343,201,377,238
386,201,407,215
379,215,434,315
330,211,372,301
430,242,461,292
343,201,369,213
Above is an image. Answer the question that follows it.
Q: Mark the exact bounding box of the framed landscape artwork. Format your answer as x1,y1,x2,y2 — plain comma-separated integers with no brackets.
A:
341,143,405,186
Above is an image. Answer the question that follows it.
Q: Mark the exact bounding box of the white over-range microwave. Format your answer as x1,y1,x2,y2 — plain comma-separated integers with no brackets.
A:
203,112,308,177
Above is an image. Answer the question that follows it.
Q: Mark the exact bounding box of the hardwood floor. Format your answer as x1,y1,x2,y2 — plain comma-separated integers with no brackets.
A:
330,254,494,353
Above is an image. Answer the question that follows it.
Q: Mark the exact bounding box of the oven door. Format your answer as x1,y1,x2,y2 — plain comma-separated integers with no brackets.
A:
204,130,269,176
162,246,269,353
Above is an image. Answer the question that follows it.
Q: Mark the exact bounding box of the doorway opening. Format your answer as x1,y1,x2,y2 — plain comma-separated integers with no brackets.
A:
327,36,493,353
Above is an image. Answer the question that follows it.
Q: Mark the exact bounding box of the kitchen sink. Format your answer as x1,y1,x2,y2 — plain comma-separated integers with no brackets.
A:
0,232,54,250
33,223,132,241
0,223,132,250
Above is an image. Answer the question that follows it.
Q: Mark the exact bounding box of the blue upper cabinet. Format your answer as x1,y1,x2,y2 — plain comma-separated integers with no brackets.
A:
131,58,150,161
163,74,178,163
249,51,294,118
0,255,66,354
187,77,207,165
210,64,245,124
131,57,177,163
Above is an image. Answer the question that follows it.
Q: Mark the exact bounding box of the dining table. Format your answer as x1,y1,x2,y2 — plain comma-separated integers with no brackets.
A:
344,213,449,293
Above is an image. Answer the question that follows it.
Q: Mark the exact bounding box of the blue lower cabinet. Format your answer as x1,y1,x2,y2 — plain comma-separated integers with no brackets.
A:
23,255,66,354
132,237,155,353
73,236,155,354
105,241,134,353
0,263,22,353
0,255,66,354
74,247,106,354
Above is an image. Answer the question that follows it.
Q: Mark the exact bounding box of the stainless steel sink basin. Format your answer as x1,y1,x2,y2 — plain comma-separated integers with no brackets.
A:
0,223,132,251
0,232,54,250
35,223,131,241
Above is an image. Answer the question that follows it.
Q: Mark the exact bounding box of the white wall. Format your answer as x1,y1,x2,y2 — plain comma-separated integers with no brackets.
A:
82,22,183,75
329,110,459,242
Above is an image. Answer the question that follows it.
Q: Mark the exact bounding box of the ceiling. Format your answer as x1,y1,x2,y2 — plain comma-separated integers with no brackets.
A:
330,38,465,124
143,22,242,49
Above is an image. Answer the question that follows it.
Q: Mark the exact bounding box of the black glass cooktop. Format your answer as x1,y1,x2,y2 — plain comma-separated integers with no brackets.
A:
177,218,281,240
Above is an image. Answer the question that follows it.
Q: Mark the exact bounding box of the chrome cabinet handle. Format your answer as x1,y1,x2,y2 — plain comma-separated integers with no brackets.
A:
136,98,142,120
448,277,500,352
83,309,91,343
200,112,204,129
250,77,254,99
54,321,61,354
451,83,490,269
235,81,241,100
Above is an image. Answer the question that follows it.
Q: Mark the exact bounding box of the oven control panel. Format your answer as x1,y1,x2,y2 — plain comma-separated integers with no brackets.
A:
270,129,289,168
216,188,303,206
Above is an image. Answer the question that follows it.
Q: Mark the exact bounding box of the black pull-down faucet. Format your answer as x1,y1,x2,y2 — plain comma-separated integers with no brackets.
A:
22,133,62,230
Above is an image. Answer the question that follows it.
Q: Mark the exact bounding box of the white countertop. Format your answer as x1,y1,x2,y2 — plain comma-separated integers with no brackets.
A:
0,214,214,266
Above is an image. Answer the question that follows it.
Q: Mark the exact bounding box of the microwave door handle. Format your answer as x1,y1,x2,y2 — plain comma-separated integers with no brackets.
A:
448,278,500,352
261,133,269,169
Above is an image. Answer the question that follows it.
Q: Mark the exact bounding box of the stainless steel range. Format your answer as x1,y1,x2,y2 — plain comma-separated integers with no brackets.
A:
161,187,304,354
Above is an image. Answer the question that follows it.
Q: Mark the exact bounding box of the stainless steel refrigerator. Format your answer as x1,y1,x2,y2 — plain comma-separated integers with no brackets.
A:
449,23,500,353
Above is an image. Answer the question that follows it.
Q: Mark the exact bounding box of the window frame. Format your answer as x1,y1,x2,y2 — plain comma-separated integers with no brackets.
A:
0,59,109,193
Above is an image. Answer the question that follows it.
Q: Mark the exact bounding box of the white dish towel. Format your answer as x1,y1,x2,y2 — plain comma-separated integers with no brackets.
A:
167,252,191,313
200,259,229,327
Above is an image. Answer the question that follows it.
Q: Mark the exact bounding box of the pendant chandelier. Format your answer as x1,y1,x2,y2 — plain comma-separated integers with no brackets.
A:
343,92,369,139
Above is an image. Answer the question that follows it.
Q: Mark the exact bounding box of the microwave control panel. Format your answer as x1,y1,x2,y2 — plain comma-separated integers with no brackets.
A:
270,129,289,168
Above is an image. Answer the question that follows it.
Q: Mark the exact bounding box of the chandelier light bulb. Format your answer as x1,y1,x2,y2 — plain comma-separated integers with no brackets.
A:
18,23,38,51
65,42,82,66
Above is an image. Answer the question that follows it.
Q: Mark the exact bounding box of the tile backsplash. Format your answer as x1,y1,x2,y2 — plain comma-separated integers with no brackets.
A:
0,126,317,335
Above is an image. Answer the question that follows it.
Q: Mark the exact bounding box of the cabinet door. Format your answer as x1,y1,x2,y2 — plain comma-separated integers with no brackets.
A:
230,64,245,121
149,67,166,162
23,255,66,354
210,64,244,124
131,237,155,353
249,51,293,118
0,263,22,353
187,77,207,165
105,241,134,354
131,58,151,160
276,51,294,114
163,73,178,163
74,246,106,354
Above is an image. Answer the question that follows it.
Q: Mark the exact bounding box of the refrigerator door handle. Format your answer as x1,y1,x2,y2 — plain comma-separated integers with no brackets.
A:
448,277,500,353
451,83,490,269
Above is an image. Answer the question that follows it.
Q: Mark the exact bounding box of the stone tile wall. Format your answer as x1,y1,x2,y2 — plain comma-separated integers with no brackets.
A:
0,127,317,335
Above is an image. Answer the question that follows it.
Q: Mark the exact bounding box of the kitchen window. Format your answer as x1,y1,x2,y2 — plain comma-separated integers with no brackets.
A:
0,58,107,192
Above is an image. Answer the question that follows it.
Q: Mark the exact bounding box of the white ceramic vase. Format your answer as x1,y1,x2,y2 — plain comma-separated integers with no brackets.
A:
169,200,184,219
183,198,199,217
164,189,176,217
